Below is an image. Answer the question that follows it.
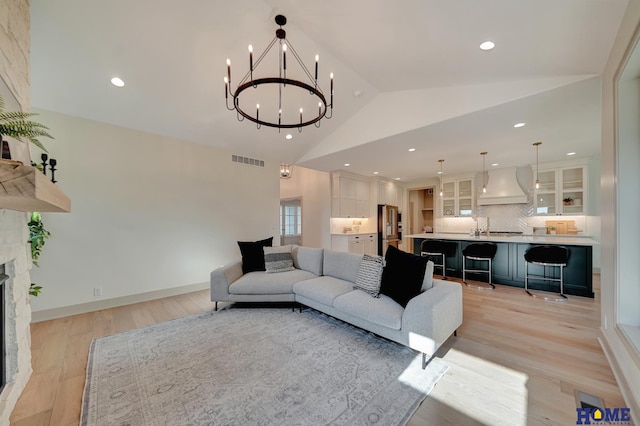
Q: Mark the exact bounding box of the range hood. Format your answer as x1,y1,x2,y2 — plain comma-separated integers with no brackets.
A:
477,167,527,205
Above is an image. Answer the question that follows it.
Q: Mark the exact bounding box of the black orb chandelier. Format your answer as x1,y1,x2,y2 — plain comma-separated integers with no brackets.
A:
224,15,334,132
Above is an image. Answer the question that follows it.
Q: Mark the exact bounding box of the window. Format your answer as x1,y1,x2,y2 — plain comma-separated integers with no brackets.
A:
615,39,640,355
280,198,302,246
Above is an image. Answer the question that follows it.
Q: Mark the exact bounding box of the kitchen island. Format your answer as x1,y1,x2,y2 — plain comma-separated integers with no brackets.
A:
407,233,598,297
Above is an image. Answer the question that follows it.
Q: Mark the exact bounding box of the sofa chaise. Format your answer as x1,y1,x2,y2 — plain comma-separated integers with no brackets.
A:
210,245,463,367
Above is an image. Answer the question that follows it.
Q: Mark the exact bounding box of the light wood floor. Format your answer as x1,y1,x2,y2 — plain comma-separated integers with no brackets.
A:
11,275,628,426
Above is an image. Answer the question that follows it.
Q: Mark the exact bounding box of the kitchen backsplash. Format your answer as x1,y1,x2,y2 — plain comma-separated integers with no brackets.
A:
435,172,590,235
330,217,376,234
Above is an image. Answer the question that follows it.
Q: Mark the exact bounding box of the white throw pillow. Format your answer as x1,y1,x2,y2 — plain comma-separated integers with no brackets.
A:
264,245,295,273
354,254,385,297
421,260,435,292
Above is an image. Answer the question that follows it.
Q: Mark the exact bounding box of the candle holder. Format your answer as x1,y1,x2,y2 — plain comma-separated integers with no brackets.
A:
49,158,57,184
41,153,49,175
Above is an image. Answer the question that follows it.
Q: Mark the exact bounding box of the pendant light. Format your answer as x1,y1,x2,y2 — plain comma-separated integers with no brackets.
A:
279,162,294,179
533,142,542,189
480,151,487,193
438,159,445,196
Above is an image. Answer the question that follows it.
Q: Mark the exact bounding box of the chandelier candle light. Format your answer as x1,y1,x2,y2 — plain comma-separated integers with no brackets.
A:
224,15,334,132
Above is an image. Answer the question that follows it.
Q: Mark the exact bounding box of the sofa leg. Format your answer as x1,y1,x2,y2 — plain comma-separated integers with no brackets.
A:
214,301,218,312
454,329,457,337
422,353,434,369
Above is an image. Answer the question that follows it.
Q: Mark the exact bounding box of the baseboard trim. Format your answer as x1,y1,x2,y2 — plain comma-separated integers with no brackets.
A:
598,334,640,424
31,282,210,323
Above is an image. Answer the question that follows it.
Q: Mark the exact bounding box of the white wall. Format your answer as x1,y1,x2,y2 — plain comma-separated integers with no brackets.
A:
29,109,280,315
600,0,640,419
279,166,332,249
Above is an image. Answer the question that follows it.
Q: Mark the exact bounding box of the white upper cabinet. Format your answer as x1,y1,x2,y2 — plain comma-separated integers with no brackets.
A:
534,165,587,215
440,177,474,217
331,172,370,218
377,180,403,208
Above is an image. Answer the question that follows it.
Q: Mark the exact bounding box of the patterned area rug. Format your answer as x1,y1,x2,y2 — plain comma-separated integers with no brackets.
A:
81,308,449,426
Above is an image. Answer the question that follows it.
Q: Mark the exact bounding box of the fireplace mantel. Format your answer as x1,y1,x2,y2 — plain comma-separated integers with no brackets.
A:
0,159,71,212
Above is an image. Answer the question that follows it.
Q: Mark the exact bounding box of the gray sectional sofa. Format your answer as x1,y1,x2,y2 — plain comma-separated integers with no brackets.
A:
210,246,463,367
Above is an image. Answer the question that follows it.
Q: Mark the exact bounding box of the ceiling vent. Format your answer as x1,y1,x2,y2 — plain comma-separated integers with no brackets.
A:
477,167,527,205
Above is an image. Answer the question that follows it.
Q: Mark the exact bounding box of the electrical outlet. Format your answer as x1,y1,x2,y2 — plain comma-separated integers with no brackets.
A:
93,287,103,297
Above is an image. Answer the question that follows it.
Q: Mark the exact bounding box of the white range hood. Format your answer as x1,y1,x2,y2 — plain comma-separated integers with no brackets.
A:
477,167,528,205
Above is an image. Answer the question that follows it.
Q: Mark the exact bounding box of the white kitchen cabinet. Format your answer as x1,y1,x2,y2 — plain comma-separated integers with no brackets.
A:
331,234,377,255
331,173,370,218
440,178,474,217
363,233,377,255
377,180,403,208
534,165,587,215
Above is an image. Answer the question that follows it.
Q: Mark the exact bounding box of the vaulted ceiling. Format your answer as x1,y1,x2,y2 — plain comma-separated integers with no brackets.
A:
30,0,628,181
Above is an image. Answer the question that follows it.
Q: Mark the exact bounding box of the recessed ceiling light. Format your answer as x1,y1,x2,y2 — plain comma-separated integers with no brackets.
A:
479,41,495,51
285,134,293,140
491,163,499,167
373,171,379,175
408,148,416,152
110,77,125,87
344,163,350,167
437,171,443,175
566,152,576,156
353,90,362,98
513,122,526,128
395,178,401,181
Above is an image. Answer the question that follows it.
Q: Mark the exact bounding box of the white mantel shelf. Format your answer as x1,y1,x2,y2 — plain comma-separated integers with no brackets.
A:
0,159,71,212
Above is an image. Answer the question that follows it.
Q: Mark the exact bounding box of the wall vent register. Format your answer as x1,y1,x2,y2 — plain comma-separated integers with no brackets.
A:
231,155,265,167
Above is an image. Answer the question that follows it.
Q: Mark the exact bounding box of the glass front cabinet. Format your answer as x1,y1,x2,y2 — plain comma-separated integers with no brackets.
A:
534,165,587,215
441,178,474,217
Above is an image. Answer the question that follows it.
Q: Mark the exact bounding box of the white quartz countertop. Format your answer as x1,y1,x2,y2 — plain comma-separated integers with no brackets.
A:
406,232,599,246
331,232,377,236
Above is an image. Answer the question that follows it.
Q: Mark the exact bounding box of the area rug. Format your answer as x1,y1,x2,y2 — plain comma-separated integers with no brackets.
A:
81,308,449,426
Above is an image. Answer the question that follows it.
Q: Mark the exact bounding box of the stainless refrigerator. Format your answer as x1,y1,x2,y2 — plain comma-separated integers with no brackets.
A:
378,204,399,255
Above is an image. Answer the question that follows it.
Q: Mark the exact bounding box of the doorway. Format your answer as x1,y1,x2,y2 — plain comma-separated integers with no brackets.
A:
408,187,436,235
280,198,302,246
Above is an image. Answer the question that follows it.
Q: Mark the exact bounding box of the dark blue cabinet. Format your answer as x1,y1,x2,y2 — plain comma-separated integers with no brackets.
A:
412,237,594,298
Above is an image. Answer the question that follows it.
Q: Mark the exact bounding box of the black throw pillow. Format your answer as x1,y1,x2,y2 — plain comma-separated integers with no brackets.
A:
380,245,428,307
237,237,274,274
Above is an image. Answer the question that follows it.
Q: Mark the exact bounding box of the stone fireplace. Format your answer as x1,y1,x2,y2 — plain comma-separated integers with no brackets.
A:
0,0,37,423
0,209,33,424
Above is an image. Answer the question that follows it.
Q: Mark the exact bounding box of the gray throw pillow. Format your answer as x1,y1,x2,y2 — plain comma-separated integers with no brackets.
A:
421,260,435,292
354,254,385,297
264,245,295,273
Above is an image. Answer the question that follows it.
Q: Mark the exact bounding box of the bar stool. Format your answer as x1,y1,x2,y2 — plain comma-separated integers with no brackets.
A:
462,243,497,290
420,240,448,279
524,245,569,302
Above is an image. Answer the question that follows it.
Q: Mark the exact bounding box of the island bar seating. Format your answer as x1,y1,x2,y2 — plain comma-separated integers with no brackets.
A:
462,243,498,289
524,245,570,302
420,240,449,279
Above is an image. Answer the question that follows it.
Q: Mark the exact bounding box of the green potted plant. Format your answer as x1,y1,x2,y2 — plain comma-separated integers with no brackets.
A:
563,197,573,206
1,94,55,296
28,211,50,296
0,94,53,160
